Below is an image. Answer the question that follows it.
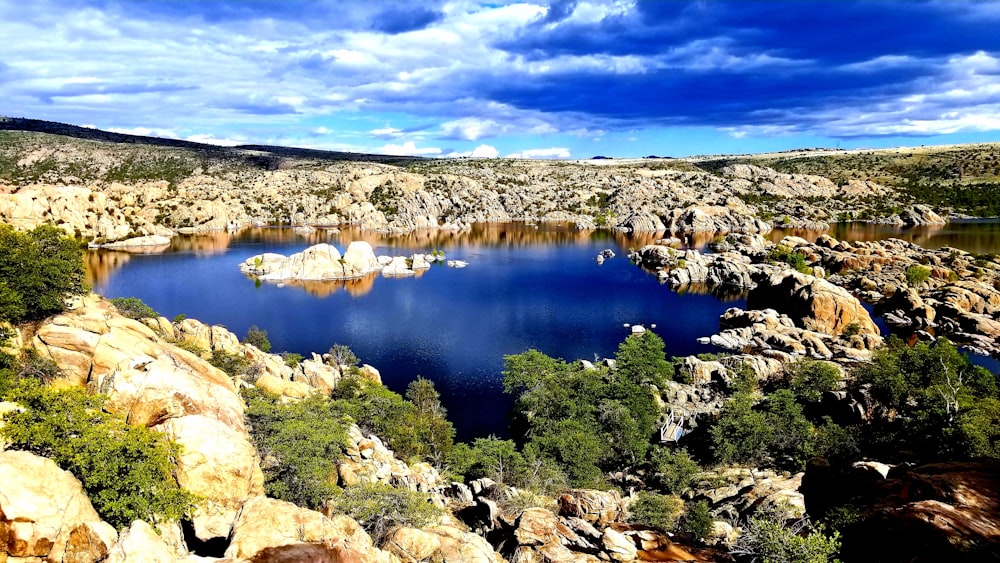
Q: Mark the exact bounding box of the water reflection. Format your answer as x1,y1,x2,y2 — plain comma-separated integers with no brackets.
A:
267,273,382,298
770,220,1000,254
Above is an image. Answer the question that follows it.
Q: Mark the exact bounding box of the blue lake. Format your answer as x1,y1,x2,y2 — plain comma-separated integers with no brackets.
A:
88,224,741,440
88,221,1000,440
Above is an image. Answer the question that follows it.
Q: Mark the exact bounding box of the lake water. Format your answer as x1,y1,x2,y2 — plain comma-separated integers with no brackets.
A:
88,221,1000,440
88,223,743,440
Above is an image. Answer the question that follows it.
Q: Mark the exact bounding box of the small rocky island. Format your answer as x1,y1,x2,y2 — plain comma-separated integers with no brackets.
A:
239,241,460,283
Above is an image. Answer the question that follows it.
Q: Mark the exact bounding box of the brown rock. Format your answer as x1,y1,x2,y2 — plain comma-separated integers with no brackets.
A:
105,520,177,563
226,496,389,562
749,270,879,336
0,450,117,562
558,490,627,526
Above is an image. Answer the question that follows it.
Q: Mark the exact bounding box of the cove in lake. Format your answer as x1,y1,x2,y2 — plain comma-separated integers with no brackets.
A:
87,221,1000,440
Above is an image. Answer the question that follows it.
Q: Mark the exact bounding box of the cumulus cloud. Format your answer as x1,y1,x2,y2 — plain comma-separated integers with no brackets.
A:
2,0,1000,154
377,141,442,156
440,144,500,158
107,126,179,138
506,147,572,159
370,126,405,139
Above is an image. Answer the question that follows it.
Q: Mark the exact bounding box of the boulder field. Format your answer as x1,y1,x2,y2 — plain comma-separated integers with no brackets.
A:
4,295,741,562
238,241,458,283
631,232,1000,359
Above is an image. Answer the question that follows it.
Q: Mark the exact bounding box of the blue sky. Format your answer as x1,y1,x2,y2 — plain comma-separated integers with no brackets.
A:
2,0,1000,158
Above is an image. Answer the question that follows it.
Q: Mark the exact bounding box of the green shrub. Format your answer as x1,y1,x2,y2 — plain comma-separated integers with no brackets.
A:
332,482,443,545
281,352,303,367
679,500,713,542
242,325,271,353
767,245,812,274
629,491,682,532
208,349,254,380
648,448,700,494
0,224,86,323
405,376,455,465
327,343,359,367
446,437,529,485
0,371,196,529
786,360,841,404
110,297,159,320
733,506,841,563
904,264,931,287
244,389,351,510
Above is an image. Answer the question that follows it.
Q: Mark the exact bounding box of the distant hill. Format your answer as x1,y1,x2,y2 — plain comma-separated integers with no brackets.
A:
0,117,419,164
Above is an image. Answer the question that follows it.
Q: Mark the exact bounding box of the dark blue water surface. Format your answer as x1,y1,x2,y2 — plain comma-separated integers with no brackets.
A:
89,224,740,440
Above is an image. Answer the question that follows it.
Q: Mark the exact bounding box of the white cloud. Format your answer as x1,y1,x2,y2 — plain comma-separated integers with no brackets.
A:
505,147,571,159
313,126,333,135
370,126,404,139
442,144,500,158
107,126,179,138
471,144,500,158
184,134,244,146
440,118,501,141
377,141,442,156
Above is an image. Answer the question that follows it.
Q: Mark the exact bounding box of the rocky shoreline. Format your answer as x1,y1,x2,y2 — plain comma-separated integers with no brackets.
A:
630,231,1000,359
0,128,965,245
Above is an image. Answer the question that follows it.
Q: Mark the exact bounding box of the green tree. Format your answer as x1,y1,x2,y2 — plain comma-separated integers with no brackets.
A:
331,375,420,460
712,392,773,467
110,297,159,320
785,360,841,404
405,376,455,465
327,343,359,367
0,224,86,323
242,325,271,353
447,436,528,485
851,337,998,461
679,500,713,542
615,331,671,387
244,388,350,509
648,448,700,494
0,371,195,529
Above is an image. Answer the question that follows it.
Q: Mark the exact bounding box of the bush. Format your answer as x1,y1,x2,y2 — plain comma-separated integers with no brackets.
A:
733,506,841,563
244,389,351,510
0,371,196,529
110,297,159,320
904,264,931,287
242,325,271,353
679,500,713,542
332,482,442,546
208,349,255,381
785,360,841,404
629,491,682,532
648,448,700,494
327,343,359,367
281,352,303,367
767,245,812,274
0,224,86,323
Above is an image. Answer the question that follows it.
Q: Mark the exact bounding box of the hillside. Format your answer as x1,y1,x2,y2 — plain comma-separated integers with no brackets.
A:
0,118,996,244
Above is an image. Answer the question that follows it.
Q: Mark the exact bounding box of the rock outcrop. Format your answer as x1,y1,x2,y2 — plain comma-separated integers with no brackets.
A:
30,296,265,541
0,450,118,562
240,242,382,281
225,496,392,562
804,458,1000,563
748,270,879,337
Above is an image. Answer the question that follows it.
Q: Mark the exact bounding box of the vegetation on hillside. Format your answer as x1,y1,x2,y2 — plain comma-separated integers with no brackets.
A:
0,355,196,529
0,224,86,323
